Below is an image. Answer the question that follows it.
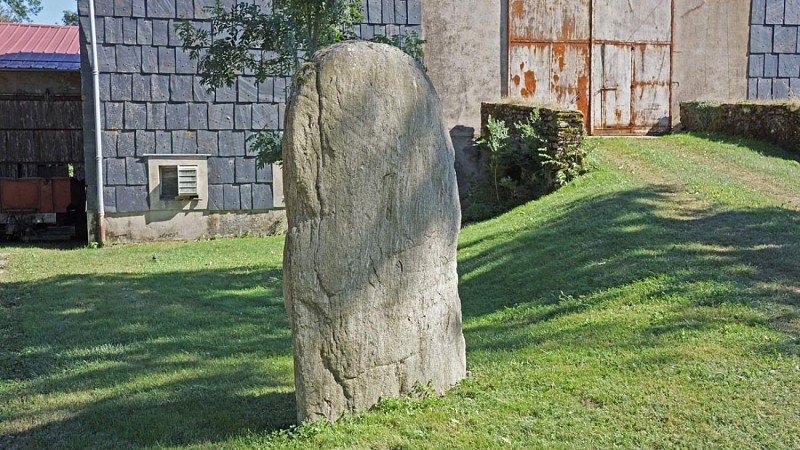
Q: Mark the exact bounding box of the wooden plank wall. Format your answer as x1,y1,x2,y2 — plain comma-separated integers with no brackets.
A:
0,97,84,178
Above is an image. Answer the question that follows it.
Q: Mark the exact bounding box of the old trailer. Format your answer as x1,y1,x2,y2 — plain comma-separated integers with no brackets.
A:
0,177,85,240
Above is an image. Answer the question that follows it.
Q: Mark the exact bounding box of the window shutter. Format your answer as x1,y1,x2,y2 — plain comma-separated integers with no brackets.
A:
177,165,199,198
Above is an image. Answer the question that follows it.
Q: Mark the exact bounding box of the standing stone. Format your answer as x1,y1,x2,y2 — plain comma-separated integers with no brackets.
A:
283,41,466,423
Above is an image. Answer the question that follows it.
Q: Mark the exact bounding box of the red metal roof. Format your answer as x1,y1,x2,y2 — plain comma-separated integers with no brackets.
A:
0,23,80,71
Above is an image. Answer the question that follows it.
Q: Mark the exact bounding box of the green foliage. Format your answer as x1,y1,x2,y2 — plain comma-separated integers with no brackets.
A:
178,1,426,166
466,111,587,222
247,130,283,169
0,0,41,22
61,10,78,26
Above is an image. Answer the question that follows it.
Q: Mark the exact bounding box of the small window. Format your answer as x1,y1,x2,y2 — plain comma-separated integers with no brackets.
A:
160,166,178,200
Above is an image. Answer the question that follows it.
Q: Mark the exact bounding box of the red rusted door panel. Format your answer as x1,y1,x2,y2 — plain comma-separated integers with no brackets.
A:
509,0,672,135
509,0,591,129
51,178,73,212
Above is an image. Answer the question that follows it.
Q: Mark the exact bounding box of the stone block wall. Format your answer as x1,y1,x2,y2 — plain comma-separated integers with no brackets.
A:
77,0,420,216
748,0,800,99
681,101,800,153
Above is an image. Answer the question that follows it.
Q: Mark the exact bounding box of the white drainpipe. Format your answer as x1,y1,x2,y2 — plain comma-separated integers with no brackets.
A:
87,0,105,245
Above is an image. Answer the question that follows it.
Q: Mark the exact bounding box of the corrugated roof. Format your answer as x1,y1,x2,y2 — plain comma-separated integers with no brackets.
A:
0,23,80,71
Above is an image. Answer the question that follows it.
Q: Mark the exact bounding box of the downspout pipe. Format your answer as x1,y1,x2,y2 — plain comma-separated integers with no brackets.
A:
87,0,105,245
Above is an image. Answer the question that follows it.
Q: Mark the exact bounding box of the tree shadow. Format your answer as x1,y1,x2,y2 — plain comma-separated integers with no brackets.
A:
458,185,800,356
1,266,297,448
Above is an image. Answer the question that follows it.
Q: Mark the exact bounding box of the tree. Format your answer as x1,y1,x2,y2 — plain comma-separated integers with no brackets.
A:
178,0,423,166
0,0,42,22
62,10,79,26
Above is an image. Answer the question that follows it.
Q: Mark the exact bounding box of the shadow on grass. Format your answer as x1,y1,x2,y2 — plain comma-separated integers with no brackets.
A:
680,131,800,162
1,267,297,448
458,186,800,355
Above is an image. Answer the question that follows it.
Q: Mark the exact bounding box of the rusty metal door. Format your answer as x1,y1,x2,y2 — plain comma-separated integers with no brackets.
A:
590,0,672,134
508,0,673,135
508,0,592,130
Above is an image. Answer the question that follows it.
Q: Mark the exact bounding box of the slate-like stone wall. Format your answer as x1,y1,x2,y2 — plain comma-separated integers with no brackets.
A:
748,0,800,99
77,0,420,214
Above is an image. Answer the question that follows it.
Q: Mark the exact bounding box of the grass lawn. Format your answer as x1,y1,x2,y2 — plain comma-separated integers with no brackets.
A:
1,133,799,449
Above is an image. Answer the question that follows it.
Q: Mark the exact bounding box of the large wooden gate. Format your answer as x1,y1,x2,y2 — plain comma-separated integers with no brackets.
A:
509,0,673,135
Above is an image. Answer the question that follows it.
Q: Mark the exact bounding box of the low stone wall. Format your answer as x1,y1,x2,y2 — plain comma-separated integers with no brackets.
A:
481,102,585,156
681,101,800,153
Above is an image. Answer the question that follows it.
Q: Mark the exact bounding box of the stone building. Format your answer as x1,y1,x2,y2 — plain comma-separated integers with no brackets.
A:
71,0,798,242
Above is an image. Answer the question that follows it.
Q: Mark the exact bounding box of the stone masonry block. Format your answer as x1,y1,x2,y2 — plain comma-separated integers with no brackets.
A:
765,53,779,77
151,75,171,101
114,0,132,16
235,104,252,130
168,19,182,46
123,18,137,44
215,83,237,102
170,75,193,101
104,187,117,213
209,157,235,184
117,132,136,157
126,158,147,185
109,79,132,113
155,130,172,153
106,158,126,185
407,0,421,25
751,25,774,53
278,103,286,130
218,131,246,156
136,130,156,155
792,77,800,96
779,54,800,77
235,157,256,183
209,104,234,130
141,46,158,73
256,164,272,183
748,78,758,99
189,103,208,129
757,78,773,99
193,76,215,102
252,103,279,130
176,0,194,18
774,26,798,52
223,184,240,210
395,0,408,24
749,54,765,77
105,17,123,44
150,0,176,18
360,24,375,39
166,103,190,130
98,74,111,101
208,184,223,210
752,0,766,24
116,46,141,73
240,184,252,210
252,183,272,209
773,78,790,98
158,47,176,73
94,0,114,16
172,130,198,153
137,19,152,45
382,0,394,23
238,76,258,102
99,46,116,72
152,20,170,46
147,103,166,130
197,130,218,155
132,0,146,17
105,102,124,129
257,77,274,102
132,75,151,101
101,131,118,157
766,0,784,24
788,0,800,25
367,0,381,24
125,103,147,129
274,77,288,102
176,49,197,74
116,186,149,212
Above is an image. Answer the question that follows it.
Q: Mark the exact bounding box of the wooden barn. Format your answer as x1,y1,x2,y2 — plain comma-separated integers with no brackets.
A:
0,24,86,240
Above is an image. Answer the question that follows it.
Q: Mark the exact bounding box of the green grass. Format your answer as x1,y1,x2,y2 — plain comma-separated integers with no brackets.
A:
1,133,799,449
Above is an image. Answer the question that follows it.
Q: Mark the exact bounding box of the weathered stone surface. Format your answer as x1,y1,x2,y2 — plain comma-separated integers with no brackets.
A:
283,41,466,423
